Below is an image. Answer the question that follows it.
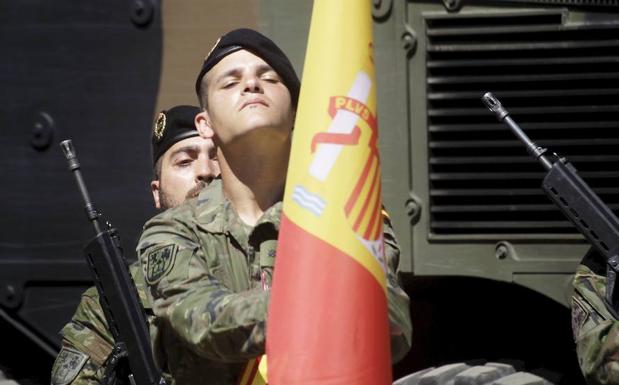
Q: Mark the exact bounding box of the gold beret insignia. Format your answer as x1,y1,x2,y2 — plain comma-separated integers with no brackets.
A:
153,112,166,142
205,37,222,60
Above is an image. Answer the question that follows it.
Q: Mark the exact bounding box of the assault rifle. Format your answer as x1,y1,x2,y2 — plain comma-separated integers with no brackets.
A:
60,140,166,385
481,93,619,316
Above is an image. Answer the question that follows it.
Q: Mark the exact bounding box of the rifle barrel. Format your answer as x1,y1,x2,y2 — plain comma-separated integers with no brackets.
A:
481,92,552,171
60,139,102,234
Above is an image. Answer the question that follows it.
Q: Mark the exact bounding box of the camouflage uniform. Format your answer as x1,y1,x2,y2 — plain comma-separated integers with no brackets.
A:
137,178,412,385
51,103,210,385
51,264,155,385
572,248,619,385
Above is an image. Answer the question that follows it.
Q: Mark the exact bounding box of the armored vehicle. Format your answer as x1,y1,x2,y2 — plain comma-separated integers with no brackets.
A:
2,0,619,384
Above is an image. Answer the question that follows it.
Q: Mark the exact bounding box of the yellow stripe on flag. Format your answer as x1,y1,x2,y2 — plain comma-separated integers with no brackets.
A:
283,0,387,285
268,1,392,385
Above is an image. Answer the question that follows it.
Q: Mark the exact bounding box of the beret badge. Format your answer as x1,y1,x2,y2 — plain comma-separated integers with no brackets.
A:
205,37,222,61
153,112,167,142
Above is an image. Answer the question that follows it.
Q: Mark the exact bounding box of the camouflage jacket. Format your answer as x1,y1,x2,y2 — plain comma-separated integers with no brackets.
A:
51,263,156,385
137,179,412,385
572,248,619,385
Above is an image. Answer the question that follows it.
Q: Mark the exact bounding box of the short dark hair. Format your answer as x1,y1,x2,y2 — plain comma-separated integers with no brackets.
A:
153,156,163,181
198,78,209,110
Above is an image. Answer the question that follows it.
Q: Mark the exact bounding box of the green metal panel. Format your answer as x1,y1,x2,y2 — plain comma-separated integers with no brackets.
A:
402,1,619,306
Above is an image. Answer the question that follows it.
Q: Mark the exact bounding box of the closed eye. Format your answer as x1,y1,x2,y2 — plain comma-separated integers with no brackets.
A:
176,158,194,167
261,71,281,83
222,80,238,89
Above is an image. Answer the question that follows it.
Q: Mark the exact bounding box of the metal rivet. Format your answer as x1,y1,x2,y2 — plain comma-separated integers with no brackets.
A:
442,0,462,12
495,245,509,260
130,0,155,28
401,23,417,57
30,111,55,151
406,193,422,226
372,0,393,20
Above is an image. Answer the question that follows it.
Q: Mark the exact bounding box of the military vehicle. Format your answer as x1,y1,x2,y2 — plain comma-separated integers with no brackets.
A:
2,0,618,384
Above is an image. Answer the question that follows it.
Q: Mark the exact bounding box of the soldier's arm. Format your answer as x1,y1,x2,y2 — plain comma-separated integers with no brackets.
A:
139,212,268,363
382,211,413,363
51,287,114,385
51,351,107,385
572,253,619,385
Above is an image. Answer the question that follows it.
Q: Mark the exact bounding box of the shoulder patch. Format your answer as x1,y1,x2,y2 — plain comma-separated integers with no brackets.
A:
51,347,89,385
144,244,178,284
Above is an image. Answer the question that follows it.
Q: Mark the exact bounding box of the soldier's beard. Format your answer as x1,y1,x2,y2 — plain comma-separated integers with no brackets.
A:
158,187,180,210
159,181,208,210
185,181,207,201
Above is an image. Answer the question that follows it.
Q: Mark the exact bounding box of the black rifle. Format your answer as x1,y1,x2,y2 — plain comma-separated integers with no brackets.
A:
481,93,619,316
60,139,166,385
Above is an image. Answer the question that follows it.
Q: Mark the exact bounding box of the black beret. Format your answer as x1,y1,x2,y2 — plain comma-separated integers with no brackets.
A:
195,28,300,107
151,105,201,165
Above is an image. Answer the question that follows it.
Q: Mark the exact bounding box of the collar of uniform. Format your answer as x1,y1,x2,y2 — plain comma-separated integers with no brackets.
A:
242,200,283,250
206,197,283,240
197,180,235,235
222,200,250,248
194,179,225,230
196,178,224,207
253,201,283,230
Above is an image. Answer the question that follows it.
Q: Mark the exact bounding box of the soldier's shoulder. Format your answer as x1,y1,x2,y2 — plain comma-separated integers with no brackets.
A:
573,263,614,326
70,286,104,322
574,263,606,289
143,179,223,229
81,285,100,301
146,199,196,226
139,204,199,251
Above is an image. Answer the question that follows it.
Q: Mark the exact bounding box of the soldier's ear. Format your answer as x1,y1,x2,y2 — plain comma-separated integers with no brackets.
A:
151,180,161,209
195,110,215,139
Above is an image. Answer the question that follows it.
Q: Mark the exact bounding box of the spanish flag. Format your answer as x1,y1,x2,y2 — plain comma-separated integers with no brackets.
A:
267,1,391,384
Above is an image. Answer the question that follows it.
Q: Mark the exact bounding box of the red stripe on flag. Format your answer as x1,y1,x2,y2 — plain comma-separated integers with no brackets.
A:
311,125,361,153
352,158,378,232
267,215,391,385
345,154,375,216
237,357,261,385
363,177,382,240
370,183,384,240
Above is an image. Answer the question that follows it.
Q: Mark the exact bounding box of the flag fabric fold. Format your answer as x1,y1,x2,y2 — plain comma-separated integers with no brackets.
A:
267,1,391,384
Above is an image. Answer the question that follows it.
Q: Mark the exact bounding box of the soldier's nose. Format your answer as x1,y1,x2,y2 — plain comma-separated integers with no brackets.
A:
243,76,262,93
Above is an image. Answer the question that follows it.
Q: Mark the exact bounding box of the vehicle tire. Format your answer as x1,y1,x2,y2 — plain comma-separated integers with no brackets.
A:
393,362,556,385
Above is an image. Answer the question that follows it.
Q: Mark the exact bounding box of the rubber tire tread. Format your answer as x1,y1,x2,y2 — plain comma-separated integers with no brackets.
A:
393,362,555,385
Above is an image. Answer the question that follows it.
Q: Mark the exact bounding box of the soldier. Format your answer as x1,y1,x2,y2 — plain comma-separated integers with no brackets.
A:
572,247,619,385
136,28,412,385
51,105,220,385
